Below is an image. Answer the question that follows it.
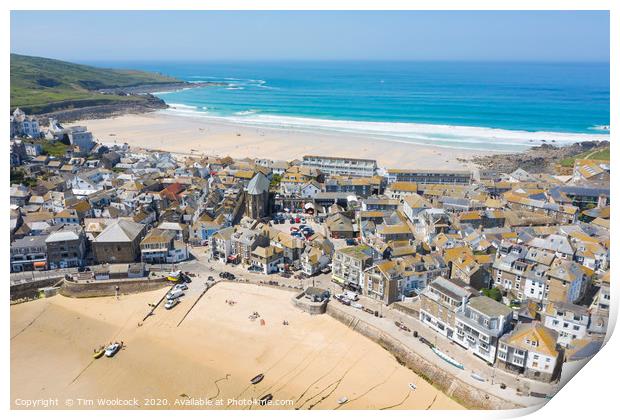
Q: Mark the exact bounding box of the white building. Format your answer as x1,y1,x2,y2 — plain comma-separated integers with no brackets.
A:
302,155,377,177
542,301,589,347
497,322,560,382
68,126,95,155
454,296,514,364
10,108,40,138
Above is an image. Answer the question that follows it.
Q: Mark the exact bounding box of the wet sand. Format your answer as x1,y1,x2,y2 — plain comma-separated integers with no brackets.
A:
11,282,462,410
73,112,489,170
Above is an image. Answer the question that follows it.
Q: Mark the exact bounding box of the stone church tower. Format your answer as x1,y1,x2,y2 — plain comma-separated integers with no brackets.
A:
245,172,271,219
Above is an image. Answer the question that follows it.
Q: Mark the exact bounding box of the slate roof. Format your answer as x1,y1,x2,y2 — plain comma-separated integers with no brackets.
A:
93,219,144,243
247,172,270,195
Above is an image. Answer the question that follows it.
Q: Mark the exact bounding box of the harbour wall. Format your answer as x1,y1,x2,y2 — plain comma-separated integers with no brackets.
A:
325,303,522,410
60,277,169,298
291,291,328,314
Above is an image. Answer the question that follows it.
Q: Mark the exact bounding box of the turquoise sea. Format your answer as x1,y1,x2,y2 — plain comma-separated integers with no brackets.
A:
93,61,610,152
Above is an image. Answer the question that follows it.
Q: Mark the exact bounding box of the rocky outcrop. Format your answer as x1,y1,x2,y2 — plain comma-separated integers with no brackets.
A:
467,141,608,174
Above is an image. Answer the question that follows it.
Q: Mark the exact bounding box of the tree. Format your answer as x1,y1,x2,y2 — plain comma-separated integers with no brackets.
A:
481,287,503,302
269,173,282,188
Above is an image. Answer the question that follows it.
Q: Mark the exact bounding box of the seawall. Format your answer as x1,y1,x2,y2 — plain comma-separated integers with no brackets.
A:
326,303,522,410
60,277,169,298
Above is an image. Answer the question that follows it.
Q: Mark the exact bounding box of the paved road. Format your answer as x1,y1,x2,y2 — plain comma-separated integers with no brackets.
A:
177,246,564,407
328,298,559,407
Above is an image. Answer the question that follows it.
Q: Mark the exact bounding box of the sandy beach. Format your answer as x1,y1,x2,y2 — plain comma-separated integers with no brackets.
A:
73,112,491,170
11,282,462,410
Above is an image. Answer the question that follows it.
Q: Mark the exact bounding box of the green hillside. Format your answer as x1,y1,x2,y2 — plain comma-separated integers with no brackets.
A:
10,54,180,114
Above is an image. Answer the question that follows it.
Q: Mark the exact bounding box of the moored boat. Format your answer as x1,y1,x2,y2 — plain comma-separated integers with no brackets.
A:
93,347,105,359
250,373,264,384
259,394,273,405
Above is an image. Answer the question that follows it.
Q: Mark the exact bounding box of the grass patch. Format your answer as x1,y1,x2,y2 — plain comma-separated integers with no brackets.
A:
41,141,69,157
559,147,610,168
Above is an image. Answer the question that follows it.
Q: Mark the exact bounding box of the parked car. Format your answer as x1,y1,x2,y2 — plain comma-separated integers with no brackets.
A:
344,291,359,301
419,336,433,347
104,342,121,357
165,298,180,310
167,289,185,300
395,321,411,332
173,283,188,291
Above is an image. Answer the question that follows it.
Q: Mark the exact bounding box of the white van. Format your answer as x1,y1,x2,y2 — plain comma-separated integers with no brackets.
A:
344,291,359,301
166,289,185,300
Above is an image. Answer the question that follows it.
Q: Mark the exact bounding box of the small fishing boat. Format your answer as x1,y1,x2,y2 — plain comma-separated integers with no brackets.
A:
93,347,105,359
431,347,464,370
337,396,348,404
259,394,273,405
471,373,486,382
250,374,264,385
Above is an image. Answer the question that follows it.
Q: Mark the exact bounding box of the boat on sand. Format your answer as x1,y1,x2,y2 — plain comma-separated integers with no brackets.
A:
250,373,264,385
259,394,273,405
93,346,105,359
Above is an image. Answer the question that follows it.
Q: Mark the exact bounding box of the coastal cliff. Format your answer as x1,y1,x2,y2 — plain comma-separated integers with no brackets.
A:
10,54,221,121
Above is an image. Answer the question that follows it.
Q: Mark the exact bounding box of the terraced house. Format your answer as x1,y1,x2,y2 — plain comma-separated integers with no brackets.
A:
140,228,188,263
332,245,374,291
419,276,478,339
497,322,561,382
454,295,514,364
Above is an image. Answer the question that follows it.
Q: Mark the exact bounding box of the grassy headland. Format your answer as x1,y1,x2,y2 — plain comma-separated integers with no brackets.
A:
10,53,180,115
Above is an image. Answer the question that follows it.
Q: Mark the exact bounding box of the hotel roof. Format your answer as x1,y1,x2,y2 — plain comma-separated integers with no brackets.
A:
387,168,472,175
303,155,377,164
467,296,512,318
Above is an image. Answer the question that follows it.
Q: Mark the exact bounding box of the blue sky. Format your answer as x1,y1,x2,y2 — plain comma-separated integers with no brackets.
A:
10,10,609,62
